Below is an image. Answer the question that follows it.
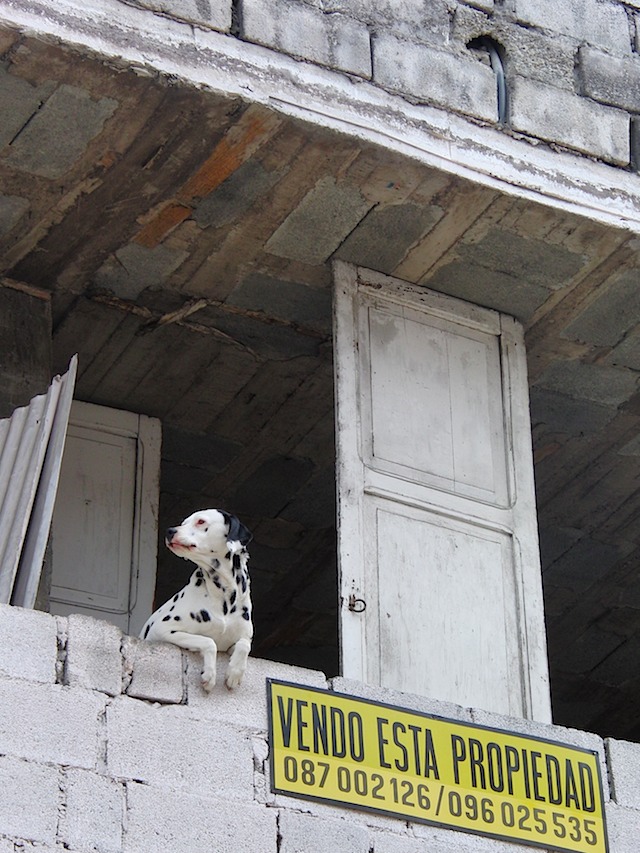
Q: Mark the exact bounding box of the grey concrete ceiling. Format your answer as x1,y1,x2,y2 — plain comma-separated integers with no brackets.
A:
2,30,640,740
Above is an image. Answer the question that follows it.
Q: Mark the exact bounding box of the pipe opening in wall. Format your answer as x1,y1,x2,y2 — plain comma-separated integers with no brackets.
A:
467,36,508,126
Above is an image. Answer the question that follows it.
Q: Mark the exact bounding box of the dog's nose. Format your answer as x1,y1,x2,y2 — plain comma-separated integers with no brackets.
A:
165,527,177,543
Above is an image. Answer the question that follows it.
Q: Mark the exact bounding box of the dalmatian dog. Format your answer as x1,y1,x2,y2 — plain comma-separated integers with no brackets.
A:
140,509,253,691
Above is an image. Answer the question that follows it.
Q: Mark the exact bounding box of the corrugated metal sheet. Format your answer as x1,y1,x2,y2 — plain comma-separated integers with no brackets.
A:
0,356,77,607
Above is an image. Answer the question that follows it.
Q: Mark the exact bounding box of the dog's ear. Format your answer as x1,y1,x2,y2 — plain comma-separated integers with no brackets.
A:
221,511,253,547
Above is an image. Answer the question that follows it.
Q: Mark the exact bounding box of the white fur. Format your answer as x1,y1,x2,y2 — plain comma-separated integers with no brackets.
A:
140,509,253,691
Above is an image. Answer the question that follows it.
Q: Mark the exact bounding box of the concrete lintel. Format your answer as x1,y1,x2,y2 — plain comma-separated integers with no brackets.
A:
1,0,640,233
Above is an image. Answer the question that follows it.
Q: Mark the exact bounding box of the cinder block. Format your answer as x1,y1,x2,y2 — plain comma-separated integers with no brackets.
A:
336,202,443,274
330,676,473,723
60,768,124,853
426,259,548,322
265,176,371,265
529,389,615,436
123,0,231,32
6,84,117,179
510,76,629,166
534,359,639,407
323,0,450,45
0,67,56,149
124,781,277,853
580,47,640,112
604,802,640,853
0,603,57,683
279,810,370,853
106,695,254,799
606,738,640,808
123,635,184,704
0,678,106,769
193,159,283,229
514,0,630,55
94,243,189,300
227,273,332,333
65,614,123,696
240,0,371,78
184,652,328,728
0,755,59,845
562,268,640,347
373,33,497,123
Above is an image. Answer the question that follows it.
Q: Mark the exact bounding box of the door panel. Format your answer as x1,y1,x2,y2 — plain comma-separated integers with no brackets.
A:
334,262,550,721
366,499,522,716
361,298,508,505
50,427,136,613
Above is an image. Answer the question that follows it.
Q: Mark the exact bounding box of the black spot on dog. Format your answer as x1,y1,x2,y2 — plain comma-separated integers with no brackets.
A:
223,600,228,615
241,576,247,593
230,606,236,614
173,615,181,621
143,624,151,639
170,630,177,634
169,605,175,612
173,594,179,603
232,553,241,571
225,551,230,560
242,609,251,621
230,590,237,605
162,615,171,622
195,570,204,579
211,558,220,570
200,609,211,622
195,578,203,587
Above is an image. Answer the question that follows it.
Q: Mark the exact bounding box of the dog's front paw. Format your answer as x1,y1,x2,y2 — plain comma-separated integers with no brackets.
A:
225,667,244,690
201,667,216,692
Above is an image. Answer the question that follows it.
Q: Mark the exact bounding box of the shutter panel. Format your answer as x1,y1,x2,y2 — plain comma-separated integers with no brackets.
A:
0,356,77,607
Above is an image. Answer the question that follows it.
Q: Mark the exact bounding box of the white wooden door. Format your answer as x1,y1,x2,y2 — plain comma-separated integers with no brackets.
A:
49,401,161,635
334,262,551,722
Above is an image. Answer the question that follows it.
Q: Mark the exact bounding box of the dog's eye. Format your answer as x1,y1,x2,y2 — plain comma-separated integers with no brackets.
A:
196,519,206,526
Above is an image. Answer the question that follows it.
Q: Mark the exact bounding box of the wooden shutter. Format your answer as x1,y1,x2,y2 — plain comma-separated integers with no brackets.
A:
0,356,77,608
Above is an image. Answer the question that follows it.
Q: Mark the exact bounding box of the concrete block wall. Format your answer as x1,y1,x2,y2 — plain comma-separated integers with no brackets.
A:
1,602,640,852
102,0,640,169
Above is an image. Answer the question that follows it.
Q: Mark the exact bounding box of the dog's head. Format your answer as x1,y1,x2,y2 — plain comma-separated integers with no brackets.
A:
165,509,252,564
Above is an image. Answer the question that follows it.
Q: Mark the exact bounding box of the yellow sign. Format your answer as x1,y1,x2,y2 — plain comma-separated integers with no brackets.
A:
267,680,608,853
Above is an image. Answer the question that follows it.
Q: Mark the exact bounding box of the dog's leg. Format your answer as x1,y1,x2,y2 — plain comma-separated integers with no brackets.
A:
163,631,218,692
225,637,251,689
